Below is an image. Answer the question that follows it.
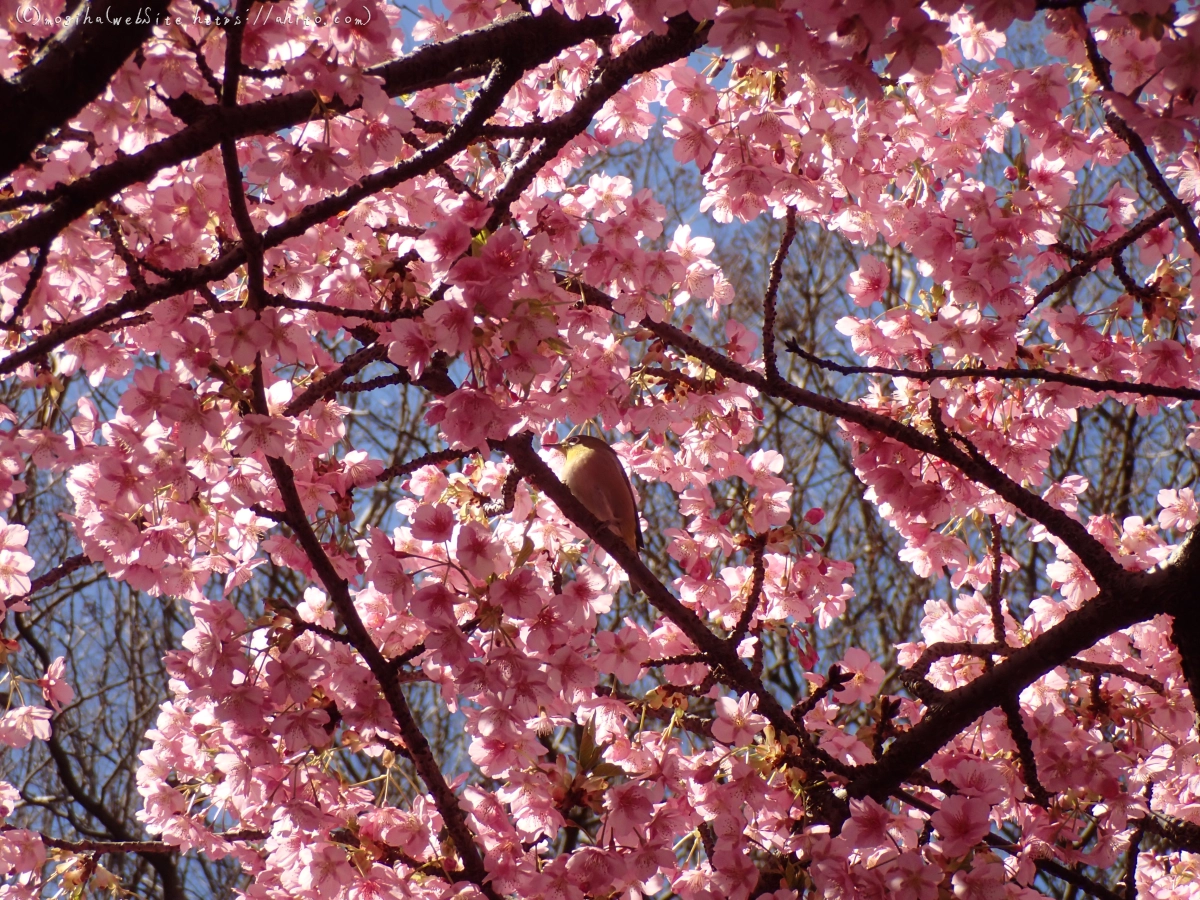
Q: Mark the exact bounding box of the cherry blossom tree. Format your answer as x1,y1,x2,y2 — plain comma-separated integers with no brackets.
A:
0,0,1199,898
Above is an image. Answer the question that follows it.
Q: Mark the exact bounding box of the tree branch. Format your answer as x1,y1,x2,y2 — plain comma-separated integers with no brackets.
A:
1081,28,1200,258
0,0,170,180
483,12,711,233
263,454,498,897
0,9,619,266
1026,206,1173,314
762,207,796,383
580,280,1126,586
785,328,1200,404
570,279,1200,805
4,553,92,610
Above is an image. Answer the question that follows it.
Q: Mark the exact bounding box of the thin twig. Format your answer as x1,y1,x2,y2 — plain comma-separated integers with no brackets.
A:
762,207,796,382
373,448,470,487
284,344,392,416
786,338,1200,403
267,295,425,323
644,653,709,668
1028,207,1174,313
1067,658,1165,693
98,208,148,291
1002,694,1050,806
1122,787,1151,900
730,534,768,644
2,242,49,330
791,664,847,720
4,553,91,610
481,468,523,517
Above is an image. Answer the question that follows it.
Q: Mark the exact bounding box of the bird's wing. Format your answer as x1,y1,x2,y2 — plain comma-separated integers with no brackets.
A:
625,479,644,551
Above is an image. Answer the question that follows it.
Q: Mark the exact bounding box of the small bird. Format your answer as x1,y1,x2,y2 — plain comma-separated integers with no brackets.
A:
558,435,644,554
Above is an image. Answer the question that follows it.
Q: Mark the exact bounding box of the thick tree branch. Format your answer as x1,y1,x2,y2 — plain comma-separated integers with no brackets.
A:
1165,527,1200,706
0,52,521,379
0,9,619,266
0,0,170,180
572,279,1200,806
1141,809,1200,854
855,536,1197,801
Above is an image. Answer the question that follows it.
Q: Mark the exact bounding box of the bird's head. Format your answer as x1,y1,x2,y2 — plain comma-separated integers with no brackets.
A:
558,434,614,459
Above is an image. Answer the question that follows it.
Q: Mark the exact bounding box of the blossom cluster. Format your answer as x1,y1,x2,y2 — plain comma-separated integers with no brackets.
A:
0,0,1197,897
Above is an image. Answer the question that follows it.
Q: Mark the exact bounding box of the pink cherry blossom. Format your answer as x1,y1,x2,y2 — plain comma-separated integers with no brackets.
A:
833,648,886,705
0,706,52,749
711,693,767,746
38,657,74,712
1159,488,1199,532
931,795,992,857
0,4,1197,899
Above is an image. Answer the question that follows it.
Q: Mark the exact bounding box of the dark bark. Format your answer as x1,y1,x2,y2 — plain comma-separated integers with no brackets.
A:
0,0,171,180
